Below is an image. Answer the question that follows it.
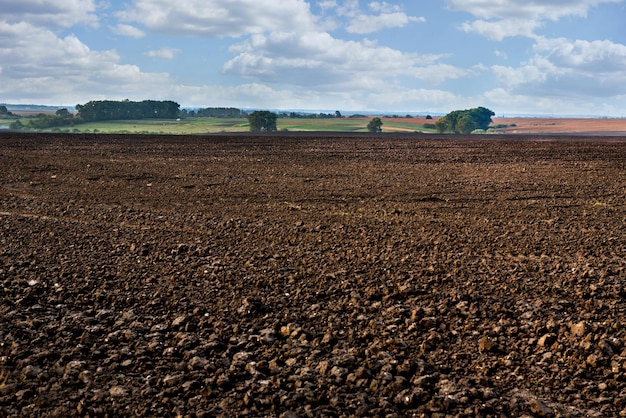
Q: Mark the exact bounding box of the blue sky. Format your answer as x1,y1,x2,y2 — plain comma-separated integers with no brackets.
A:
1,0,625,115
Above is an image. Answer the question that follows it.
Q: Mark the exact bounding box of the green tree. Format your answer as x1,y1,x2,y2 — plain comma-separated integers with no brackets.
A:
456,114,478,134
435,107,495,134
468,106,495,130
367,117,383,133
247,111,278,132
435,118,450,133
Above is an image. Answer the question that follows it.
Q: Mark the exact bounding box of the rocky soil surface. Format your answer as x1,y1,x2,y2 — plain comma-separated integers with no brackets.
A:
1,132,626,417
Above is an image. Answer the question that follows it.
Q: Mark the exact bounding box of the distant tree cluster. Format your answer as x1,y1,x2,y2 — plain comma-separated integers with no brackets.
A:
75,100,180,122
182,107,248,118
280,111,343,119
8,108,75,130
435,107,495,134
247,111,277,132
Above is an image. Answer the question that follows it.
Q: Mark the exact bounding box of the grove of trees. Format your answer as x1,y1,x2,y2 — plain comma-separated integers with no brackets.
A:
75,100,180,122
247,111,278,132
182,107,248,118
435,107,495,134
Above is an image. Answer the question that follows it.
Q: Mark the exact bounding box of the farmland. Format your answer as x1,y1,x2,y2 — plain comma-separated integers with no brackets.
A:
6,115,439,134
1,131,626,416
5,110,626,135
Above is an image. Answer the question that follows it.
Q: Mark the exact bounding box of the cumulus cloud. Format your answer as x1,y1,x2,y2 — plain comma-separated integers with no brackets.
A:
446,0,621,21
324,0,425,34
492,37,626,98
223,31,465,91
0,20,172,103
459,18,539,41
0,0,99,28
447,0,623,39
117,0,316,38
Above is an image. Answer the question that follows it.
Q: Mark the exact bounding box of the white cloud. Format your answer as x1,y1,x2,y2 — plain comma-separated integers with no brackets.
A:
492,37,626,98
447,0,623,39
0,20,172,103
329,0,425,34
146,48,180,59
459,18,539,41
0,0,99,28
118,0,317,38
223,31,465,91
111,23,145,38
446,0,621,21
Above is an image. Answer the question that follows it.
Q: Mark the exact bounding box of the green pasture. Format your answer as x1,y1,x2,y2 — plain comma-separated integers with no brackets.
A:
277,118,435,133
6,116,438,134
278,118,370,132
64,118,249,134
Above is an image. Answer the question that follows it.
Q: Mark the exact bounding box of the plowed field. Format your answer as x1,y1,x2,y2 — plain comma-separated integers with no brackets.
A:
1,132,626,417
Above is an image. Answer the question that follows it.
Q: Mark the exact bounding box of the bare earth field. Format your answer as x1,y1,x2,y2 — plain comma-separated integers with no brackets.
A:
1,132,626,417
380,117,626,135
491,118,626,135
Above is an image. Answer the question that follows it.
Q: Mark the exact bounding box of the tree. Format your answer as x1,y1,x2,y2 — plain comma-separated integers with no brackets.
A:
367,117,383,133
435,118,450,133
435,107,495,134
468,106,495,130
456,114,478,134
247,111,277,132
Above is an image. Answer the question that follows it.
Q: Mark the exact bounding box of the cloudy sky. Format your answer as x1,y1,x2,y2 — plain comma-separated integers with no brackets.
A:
1,0,625,115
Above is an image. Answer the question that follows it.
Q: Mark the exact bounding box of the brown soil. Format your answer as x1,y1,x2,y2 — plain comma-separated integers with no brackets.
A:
492,118,626,135
1,132,626,417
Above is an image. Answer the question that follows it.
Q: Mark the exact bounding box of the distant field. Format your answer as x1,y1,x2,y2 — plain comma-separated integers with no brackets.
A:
10,116,438,134
6,113,626,134
70,118,249,134
492,117,626,134
279,117,436,133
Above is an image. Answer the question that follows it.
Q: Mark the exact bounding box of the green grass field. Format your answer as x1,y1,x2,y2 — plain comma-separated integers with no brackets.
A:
6,115,438,134
65,118,250,134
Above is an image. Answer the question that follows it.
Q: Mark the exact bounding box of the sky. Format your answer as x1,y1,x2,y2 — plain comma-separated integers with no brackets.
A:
1,0,626,116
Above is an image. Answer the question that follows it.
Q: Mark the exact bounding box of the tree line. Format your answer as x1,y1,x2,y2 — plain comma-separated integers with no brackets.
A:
75,100,180,122
182,107,248,118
